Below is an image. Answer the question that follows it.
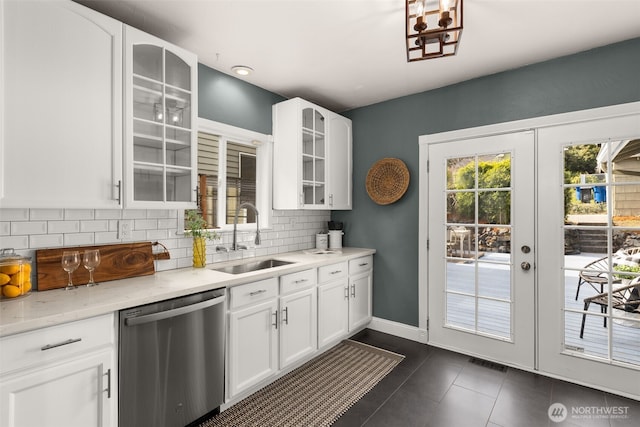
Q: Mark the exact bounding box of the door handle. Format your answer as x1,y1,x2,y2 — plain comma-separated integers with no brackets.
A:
521,261,531,271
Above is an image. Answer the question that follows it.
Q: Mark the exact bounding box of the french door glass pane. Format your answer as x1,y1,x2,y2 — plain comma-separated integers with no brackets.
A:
478,299,511,337
562,139,640,367
447,157,474,190
444,151,513,340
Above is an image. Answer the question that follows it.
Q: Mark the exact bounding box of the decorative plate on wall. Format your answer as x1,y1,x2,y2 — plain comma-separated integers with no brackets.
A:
365,158,410,205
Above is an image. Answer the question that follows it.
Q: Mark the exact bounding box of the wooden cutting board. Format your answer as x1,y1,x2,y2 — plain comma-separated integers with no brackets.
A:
36,242,155,291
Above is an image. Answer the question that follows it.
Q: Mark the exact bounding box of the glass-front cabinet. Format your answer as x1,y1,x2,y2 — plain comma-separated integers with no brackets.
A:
273,97,351,210
124,26,197,208
302,107,327,206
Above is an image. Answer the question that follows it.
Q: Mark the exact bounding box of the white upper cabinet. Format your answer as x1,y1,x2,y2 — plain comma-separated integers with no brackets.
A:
272,98,352,210
327,113,352,210
0,0,123,209
123,26,198,208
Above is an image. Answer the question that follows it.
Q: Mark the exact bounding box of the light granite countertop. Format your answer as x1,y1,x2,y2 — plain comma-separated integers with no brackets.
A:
0,248,375,337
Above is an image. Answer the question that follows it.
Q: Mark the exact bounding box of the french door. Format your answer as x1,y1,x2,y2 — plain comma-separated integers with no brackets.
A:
537,113,640,398
427,131,535,369
420,103,640,399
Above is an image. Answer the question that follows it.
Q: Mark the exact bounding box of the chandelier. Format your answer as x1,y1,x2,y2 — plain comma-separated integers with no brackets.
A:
406,0,463,62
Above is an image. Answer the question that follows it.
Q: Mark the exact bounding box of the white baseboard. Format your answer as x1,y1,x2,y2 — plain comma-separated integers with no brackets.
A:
368,317,428,344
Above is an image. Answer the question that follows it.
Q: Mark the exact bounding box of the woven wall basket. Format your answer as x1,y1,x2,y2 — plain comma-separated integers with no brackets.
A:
366,158,410,205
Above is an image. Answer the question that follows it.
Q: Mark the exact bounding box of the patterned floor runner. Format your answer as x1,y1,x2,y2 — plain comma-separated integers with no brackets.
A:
200,339,404,427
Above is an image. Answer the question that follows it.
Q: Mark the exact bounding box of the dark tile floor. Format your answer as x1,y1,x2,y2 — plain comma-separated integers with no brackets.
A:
334,329,640,427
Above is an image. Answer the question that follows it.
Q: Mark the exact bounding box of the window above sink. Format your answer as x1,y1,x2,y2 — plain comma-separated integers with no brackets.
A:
182,118,273,233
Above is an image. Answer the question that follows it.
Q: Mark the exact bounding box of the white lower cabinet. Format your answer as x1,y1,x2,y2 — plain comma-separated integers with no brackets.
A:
0,314,116,427
318,257,373,349
226,257,372,403
279,270,317,369
227,278,279,399
318,262,349,349
348,256,374,331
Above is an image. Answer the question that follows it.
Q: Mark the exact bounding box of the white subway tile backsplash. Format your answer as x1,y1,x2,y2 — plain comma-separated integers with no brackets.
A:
147,210,171,219
146,229,168,240
0,207,330,289
65,209,94,220
122,209,147,219
134,219,157,230
95,210,122,220
30,209,64,221
157,218,178,229
48,221,80,233
95,232,120,244
29,234,64,248
130,230,147,241
80,220,109,233
0,235,29,249
12,221,47,235
0,209,29,221
64,233,94,246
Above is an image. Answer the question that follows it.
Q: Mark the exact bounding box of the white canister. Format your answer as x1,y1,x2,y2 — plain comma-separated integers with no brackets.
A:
328,230,343,249
316,233,328,250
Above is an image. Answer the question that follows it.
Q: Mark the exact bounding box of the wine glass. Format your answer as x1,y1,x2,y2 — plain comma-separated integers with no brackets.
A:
61,251,80,290
83,249,101,287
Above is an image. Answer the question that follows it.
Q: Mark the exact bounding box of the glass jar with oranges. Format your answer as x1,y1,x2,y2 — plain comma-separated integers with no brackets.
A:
0,248,32,299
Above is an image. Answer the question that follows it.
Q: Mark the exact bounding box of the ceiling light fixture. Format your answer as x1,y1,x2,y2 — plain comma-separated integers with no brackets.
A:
406,0,463,62
231,65,253,76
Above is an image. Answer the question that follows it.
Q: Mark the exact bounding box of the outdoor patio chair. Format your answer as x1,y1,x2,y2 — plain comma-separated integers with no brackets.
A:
575,246,640,300
579,278,640,338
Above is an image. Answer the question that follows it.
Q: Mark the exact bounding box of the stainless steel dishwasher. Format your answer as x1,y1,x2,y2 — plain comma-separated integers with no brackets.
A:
119,288,225,427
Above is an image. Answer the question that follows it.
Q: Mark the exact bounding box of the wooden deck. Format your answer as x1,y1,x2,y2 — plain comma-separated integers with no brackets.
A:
444,252,640,365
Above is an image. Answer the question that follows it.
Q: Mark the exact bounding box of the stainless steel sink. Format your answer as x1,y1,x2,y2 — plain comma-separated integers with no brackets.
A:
211,259,294,275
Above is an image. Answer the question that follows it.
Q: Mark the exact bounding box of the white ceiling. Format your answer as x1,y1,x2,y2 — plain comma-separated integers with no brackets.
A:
75,0,640,112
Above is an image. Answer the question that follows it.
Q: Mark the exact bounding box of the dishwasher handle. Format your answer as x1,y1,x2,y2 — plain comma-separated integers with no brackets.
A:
124,295,225,326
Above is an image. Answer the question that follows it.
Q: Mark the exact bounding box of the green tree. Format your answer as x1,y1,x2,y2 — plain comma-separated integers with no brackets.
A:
451,158,511,224
564,144,600,175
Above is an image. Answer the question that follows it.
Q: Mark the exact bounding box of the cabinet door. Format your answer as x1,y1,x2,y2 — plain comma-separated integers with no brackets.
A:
301,106,328,208
318,279,349,349
0,349,114,427
273,98,330,210
328,113,352,210
228,299,278,398
349,272,372,331
123,25,197,208
1,0,122,208
279,287,317,368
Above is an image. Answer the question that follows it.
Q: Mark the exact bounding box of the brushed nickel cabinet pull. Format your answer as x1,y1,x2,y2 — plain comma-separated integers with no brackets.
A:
344,286,349,299
104,368,112,399
40,338,82,351
273,310,279,329
294,279,308,284
282,307,289,325
249,289,267,296
330,270,342,275
116,180,122,205
351,284,356,298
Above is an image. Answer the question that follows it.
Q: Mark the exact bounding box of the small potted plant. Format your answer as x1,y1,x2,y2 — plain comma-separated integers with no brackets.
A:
185,210,219,267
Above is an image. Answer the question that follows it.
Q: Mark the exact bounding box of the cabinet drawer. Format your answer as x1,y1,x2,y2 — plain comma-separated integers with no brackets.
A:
230,278,278,310
280,269,316,295
0,313,114,375
318,262,348,283
349,255,373,275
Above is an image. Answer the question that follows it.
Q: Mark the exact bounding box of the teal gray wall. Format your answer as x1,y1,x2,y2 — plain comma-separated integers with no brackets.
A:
333,37,640,327
198,63,285,134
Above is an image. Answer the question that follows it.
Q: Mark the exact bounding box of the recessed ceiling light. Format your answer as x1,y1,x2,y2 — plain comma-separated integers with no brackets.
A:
231,65,253,76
